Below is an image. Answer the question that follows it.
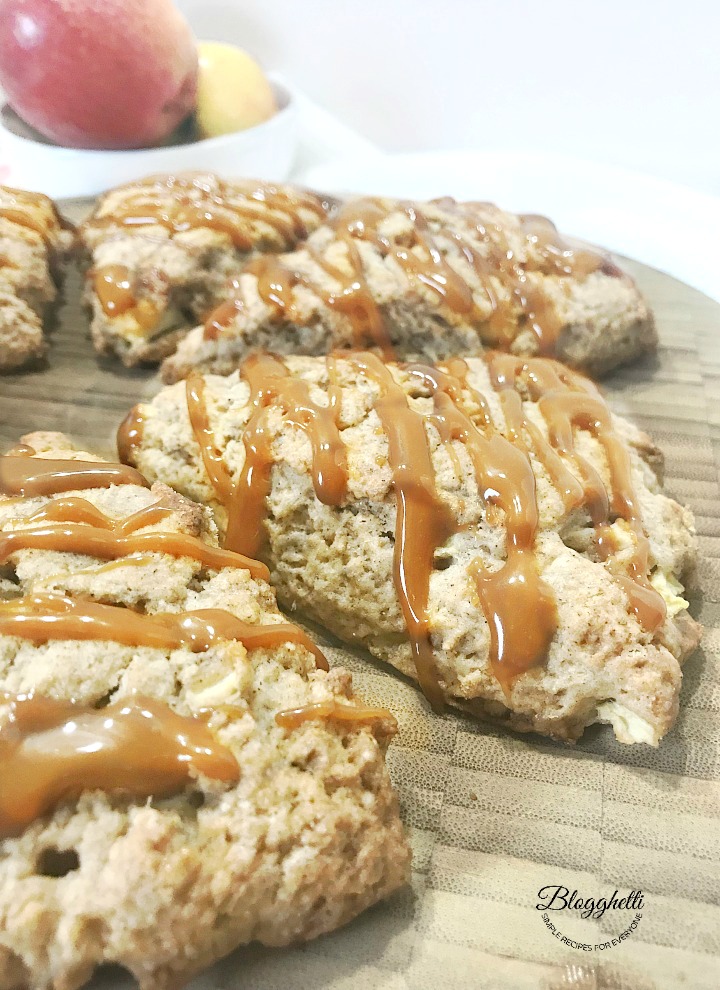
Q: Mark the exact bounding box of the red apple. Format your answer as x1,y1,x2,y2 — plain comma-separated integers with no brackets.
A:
0,0,198,149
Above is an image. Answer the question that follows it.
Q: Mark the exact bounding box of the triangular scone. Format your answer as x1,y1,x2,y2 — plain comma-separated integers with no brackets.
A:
0,187,74,372
121,353,700,745
161,197,655,383
78,174,332,366
0,433,409,990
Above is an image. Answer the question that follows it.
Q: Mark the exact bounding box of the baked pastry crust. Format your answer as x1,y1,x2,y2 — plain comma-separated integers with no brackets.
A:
0,433,409,990
78,173,332,366
161,197,656,383
0,186,74,372
122,354,700,746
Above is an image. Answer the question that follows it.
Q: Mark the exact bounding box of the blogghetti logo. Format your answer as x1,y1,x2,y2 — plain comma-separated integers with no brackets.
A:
536,885,644,951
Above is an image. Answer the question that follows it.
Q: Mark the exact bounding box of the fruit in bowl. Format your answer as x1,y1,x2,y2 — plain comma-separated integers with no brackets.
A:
195,42,278,139
0,0,278,151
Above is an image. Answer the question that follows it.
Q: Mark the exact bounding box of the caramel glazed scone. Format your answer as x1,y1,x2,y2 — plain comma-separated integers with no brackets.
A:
161,195,656,384
120,351,701,746
0,186,74,373
78,173,333,366
0,435,410,990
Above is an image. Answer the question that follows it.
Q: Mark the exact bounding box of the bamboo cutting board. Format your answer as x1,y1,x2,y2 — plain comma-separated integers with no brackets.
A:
1,203,719,990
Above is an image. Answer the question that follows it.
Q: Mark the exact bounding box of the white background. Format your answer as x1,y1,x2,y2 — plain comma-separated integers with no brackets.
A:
178,0,719,197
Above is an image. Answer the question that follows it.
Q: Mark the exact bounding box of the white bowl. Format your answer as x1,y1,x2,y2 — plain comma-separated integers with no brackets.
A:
0,78,298,199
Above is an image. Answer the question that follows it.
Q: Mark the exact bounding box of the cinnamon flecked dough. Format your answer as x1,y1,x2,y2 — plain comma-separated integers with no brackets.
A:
0,432,409,990
122,354,700,746
78,174,332,366
0,186,74,372
161,196,656,383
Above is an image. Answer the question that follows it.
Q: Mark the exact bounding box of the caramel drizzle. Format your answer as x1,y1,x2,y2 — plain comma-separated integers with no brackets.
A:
0,494,270,582
344,354,453,708
0,593,328,668
116,407,145,465
92,264,162,334
186,354,347,557
185,350,556,697
206,249,394,354
0,444,332,837
179,352,666,703
0,692,239,839
86,174,327,249
0,451,148,498
87,175,329,321
275,699,395,730
487,354,666,630
403,361,558,690
22,494,176,533
93,263,135,317
203,197,611,356
0,449,327,656
0,185,67,244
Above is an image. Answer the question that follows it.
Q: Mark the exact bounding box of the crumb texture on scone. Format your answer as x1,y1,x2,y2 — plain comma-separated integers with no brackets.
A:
0,186,74,373
122,352,700,747
0,434,409,990
161,196,655,383
78,173,332,367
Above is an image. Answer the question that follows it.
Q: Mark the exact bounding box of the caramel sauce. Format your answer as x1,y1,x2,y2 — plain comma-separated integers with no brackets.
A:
0,692,239,839
87,174,327,249
23,495,167,532
346,354,455,709
89,554,157,573
204,295,244,340
116,407,145,465
86,175,329,323
0,454,148,498
92,264,162,329
0,186,65,244
494,385,585,513
93,264,135,316
202,196,610,358
185,373,238,530
243,353,347,506
487,354,666,631
0,445,331,835
325,237,395,354
275,699,395,730
179,350,664,702
222,250,394,356
246,256,304,322
0,522,272,581
0,593,328,668
187,355,347,558
393,205,475,313
404,362,558,690
3,494,269,580
4,443,36,457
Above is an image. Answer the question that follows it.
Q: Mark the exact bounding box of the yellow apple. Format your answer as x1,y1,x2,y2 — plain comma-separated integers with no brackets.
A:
195,42,277,138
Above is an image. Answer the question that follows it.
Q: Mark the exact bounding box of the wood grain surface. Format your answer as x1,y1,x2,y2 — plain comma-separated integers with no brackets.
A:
1,203,719,989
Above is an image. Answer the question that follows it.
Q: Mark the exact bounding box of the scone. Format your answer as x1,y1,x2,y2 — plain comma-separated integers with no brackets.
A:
78,173,332,366
161,197,655,383
0,433,410,990
0,186,74,372
121,352,700,745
